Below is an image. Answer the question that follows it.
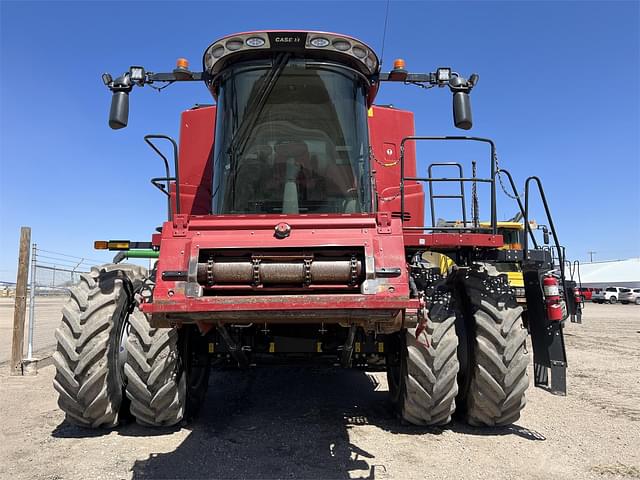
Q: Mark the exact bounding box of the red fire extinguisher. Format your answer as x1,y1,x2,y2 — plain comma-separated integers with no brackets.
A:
543,275,563,321
574,287,582,306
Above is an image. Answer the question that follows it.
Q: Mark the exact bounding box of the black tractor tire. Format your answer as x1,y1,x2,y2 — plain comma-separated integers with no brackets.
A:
124,311,186,427
53,264,146,428
124,317,210,426
387,301,459,426
461,268,530,427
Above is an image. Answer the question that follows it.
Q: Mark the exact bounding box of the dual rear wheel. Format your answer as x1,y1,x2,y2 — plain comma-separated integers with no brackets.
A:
53,264,209,428
387,267,530,427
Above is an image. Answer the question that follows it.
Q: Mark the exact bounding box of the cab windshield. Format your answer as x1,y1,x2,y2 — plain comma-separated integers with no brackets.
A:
500,228,524,248
212,58,372,214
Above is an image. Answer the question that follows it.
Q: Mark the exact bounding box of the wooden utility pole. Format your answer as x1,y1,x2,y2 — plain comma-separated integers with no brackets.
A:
11,227,31,375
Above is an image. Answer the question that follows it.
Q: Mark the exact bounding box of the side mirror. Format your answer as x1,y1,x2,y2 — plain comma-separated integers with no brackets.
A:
109,91,130,130
453,91,472,130
449,76,473,130
543,228,550,245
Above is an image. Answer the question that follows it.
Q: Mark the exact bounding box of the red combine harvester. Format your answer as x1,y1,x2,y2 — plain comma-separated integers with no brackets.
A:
54,31,568,428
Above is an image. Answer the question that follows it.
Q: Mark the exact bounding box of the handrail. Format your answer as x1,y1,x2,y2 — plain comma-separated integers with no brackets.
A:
563,259,582,288
495,168,538,249
144,134,180,220
427,163,468,228
524,176,566,299
573,260,582,291
399,136,497,234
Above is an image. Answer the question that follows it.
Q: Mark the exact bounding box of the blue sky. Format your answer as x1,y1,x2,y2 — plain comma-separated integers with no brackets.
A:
1,0,638,281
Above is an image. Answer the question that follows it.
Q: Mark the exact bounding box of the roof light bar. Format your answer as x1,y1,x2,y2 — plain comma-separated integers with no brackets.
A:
203,31,379,78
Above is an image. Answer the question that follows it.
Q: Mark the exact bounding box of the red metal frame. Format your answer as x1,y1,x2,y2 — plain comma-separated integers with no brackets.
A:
142,213,415,323
173,106,216,216
147,43,505,325
403,232,503,248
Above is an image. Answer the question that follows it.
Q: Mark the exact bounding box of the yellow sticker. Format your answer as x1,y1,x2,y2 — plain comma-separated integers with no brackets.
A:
316,342,323,353
355,342,361,353
208,343,215,353
269,342,275,353
377,342,384,353
368,107,374,117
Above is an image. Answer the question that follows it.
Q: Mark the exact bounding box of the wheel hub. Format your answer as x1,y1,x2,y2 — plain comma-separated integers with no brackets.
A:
116,319,130,388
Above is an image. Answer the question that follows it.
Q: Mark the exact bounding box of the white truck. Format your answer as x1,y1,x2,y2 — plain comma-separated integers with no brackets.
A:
592,286,626,304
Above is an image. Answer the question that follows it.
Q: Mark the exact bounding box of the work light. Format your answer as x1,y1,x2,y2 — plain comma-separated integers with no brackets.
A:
129,66,145,83
437,67,451,83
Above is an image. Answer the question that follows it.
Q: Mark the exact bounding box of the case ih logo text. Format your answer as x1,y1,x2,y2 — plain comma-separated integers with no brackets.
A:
275,36,301,43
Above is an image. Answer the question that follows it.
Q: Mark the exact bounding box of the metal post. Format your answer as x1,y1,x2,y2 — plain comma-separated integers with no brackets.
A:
71,258,83,286
26,243,37,360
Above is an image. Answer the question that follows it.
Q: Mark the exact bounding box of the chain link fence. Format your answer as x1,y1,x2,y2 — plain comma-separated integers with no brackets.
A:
25,246,106,359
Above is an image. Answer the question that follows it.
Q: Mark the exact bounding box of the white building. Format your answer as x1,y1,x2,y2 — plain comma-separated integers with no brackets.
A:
577,258,640,288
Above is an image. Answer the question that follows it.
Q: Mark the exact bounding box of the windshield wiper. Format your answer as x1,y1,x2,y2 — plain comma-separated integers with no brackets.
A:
225,53,291,211
227,52,291,159
212,53,291,208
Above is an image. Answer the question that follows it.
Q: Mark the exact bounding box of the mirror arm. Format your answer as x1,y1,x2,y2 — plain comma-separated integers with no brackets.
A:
103,70,205,92
377,68,478,130
378,72,436,83
102,67,207,129
148,71,204,82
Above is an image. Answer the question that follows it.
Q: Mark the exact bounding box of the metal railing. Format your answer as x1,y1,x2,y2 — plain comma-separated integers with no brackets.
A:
399,136,498,233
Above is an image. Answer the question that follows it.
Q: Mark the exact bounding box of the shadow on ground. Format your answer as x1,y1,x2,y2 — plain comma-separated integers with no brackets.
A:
131,367,400,479
52,366,545,479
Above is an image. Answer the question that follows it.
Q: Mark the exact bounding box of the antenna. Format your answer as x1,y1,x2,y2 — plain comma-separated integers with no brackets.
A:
380,0,391,67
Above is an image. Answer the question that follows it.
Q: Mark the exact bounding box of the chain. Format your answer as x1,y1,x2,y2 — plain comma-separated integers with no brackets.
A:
472,161,479,227
349,255,359,286
206,257,214,286
377,191,401,203
370,146,403,201
494,150,523,201
370,146,399,168
251,257,261,286
303,257,312,287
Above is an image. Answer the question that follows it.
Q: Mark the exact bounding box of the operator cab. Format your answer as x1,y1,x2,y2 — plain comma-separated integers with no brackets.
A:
203,32,379,215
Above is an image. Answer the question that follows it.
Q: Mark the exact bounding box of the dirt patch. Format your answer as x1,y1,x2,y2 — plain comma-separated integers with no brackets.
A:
1,302,639,479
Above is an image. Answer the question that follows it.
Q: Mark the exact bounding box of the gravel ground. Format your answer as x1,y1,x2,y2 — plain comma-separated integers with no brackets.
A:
1,302,639,480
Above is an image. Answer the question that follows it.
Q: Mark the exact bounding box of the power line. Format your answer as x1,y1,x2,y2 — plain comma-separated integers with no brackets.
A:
33,254,96,267
379,0,391,67
34,259,80,268
36,248,107,264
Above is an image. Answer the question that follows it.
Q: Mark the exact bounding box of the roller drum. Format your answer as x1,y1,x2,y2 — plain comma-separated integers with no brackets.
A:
197,258,362,286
